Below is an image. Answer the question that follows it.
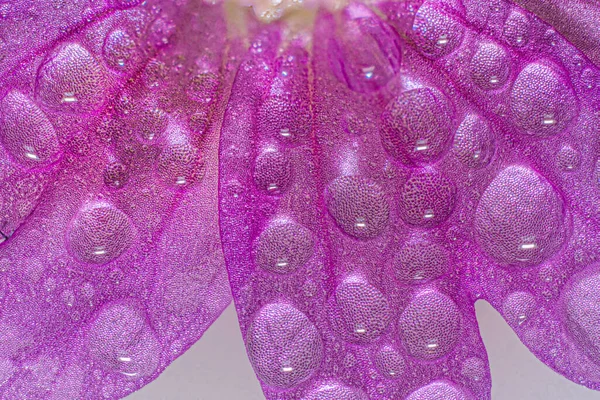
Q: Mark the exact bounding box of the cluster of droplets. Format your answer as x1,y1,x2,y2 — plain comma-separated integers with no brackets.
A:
2,0,600,398
219,0,600,399
0,0,231,398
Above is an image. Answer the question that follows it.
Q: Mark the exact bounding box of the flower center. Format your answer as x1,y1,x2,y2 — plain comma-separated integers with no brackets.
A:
229,0,346,22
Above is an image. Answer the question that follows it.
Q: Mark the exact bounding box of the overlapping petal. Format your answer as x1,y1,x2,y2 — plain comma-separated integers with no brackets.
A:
2,0,600,399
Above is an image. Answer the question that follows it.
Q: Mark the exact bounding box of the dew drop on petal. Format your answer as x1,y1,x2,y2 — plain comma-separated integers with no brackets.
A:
246,303,323,388
381,88,454,165
475,166,565,266
326,176,389,239
399,290,461,360
255,220,314,274
67,202,135,265
36,43,109,114
0,91,60,166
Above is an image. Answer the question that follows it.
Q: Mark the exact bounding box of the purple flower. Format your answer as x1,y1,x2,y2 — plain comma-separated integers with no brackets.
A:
1,0,600,399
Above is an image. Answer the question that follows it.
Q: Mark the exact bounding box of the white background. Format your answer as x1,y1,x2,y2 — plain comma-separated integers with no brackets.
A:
128,302,600,400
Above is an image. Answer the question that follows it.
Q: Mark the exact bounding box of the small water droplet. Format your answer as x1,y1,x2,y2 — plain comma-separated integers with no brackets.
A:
355,324,367,334
279,128,291,138
354,217,367,229
62,92,77,103
362,66,375,80
542,114,556,126
437,35,449,46
414,139,429,152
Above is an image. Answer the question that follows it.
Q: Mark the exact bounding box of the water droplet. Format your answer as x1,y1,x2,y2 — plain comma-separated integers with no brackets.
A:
67,202,134,265
556,145,580,172
253,150,292,194
504,10,530,47
36,43,108,114
331,276,391,343
257,96,310,142
103,162,128,189
255,220,314,274
453,114,495,169
475,166,565,266
157,132,203,187
87,302,160,377
381,88,453,165
510,62,577,136
326,176,389,239
398,170,455,228
246,303,323,388
0,91,60,166
328,6,401,92
412,3,464,58
103,29,139,70
399,290,461,360
470,41,511,90
187,72,220,103
503,291,536,328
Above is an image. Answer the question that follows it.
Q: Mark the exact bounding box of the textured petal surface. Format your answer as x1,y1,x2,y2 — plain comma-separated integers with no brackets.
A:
4,0,600,398
0,1,233,398
219,0,600,399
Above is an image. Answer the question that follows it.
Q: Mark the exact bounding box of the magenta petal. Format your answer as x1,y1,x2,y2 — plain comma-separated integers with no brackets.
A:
220,0,600,399
4,0,600,398
0,1,233,398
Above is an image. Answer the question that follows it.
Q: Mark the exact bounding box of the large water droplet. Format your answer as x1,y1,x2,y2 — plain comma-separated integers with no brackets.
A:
0,91,60,166
36,43,108,114
246,303,323,388
67,202,135,265
475,166,565,266
381,87,454,165
326,176,389,239
510,62,577,136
